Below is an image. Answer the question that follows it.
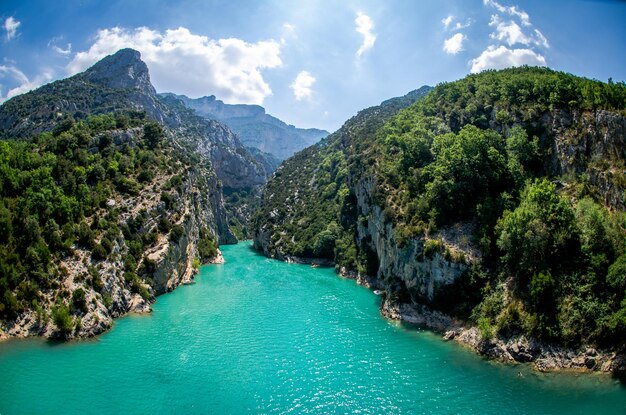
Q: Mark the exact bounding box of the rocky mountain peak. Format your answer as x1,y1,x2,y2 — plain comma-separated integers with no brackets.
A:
83,48,156,95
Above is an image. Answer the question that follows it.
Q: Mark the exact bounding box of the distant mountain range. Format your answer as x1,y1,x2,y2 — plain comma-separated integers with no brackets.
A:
0,48,268,189
163,93,329,160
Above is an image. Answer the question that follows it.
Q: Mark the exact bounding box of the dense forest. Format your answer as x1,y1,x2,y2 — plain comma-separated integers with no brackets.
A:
0,112,217,334
254,67,626,348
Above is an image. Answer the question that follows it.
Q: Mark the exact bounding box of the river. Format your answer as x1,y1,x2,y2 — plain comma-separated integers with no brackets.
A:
0,241,624,414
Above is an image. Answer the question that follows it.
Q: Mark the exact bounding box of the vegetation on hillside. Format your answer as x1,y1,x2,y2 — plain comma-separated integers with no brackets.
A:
0,112,218,323
251,87,433,268
254,67,626,347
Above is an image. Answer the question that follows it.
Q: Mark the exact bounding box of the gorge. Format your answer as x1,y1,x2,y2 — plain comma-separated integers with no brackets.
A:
0,45,625,412
1,242,624,414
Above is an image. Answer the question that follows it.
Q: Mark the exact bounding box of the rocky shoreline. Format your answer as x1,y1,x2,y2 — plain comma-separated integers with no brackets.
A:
337,265,626,377
379,294,626,377
0,249,225,343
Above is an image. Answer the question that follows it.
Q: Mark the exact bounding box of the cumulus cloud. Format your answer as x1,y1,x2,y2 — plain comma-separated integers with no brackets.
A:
442,15,454,29
355,12,376,57
67,26,282,104
3,17,20,41
290,70,315,101
472,0,548,72
443,33,466,55
280,22,296,45
489,15,530,46
488,14,548,47
483,0,530,26
0,65,53,103
470,45,546,73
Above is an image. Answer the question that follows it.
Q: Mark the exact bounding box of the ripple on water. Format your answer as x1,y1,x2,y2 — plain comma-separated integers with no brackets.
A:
0,242,625,414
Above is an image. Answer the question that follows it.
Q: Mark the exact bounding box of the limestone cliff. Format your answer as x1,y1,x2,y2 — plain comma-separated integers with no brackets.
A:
252,68,626,372
0,49,250,341
0,123,234,340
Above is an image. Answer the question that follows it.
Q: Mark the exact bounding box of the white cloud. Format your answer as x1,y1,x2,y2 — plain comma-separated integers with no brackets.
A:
0,65,53,103
50,39,72,55
280,23,296,45
483,0,530,26
355,12,376,57
53,44,72,55
489,15,530,46
533,29,549,48
453,19,472,31
443,33,466,55
442,15,472,31
67,26,282,104
3,17,20,41
290,70,315,101
488,14,549,48
470,45,546,73
442,15,454,29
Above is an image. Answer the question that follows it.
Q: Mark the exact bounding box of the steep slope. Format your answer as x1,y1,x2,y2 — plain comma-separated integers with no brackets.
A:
0,49,267,190
0,49,255,340
166,93,329,160
0,114,231,340
252,86,433,263
253,68,626,371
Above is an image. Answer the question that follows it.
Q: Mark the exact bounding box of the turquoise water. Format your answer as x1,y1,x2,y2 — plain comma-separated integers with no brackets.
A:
0,242,624,414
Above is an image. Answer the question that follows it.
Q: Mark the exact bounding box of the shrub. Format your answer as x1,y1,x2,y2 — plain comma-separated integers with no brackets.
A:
169,225,185,243
423,239,442,259
91,244,108,261
477,317,494,340
71,288,88,313
52,304,73,336
197,230,217,261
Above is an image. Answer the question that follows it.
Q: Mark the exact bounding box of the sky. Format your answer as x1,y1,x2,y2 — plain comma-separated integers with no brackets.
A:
1,1,625,133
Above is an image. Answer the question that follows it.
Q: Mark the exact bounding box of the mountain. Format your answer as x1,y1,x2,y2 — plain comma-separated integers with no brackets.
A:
0,48,265,340
0,48,268,189
164,93,329,160
252,68,626,373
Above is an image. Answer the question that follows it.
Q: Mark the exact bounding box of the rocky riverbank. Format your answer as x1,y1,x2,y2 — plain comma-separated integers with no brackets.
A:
378,294,626,377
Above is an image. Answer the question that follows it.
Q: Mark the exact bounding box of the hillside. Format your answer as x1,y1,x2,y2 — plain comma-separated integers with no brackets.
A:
252,67,626,370
167,93,329,160
0,49,268,189
0,49,258,340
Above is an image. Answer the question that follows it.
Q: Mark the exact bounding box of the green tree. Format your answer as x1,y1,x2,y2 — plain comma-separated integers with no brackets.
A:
72,288,88,313
143,122,165,148
496,179,580,283
52,304,73,337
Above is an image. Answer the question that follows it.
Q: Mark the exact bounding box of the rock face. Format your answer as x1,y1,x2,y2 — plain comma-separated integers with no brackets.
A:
544,108,626,210
0,122,235,340
0,49,267,191
353,177,469,302
252,71,626,374
380,298,625,376
253,86,451,305
0,49,252,341
166,93,329,161
83,48,156,95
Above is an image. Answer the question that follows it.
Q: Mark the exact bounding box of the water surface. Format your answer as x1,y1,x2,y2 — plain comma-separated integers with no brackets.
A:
0,241,624,414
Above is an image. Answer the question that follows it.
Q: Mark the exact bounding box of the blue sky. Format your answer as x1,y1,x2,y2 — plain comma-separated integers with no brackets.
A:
1,0,625,132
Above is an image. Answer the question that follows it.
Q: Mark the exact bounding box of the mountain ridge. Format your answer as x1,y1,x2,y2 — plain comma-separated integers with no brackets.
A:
164,93,329,160
0,49,268,189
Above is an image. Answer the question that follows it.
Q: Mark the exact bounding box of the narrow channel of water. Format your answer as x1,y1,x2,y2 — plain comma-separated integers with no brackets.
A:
0,241,624,414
